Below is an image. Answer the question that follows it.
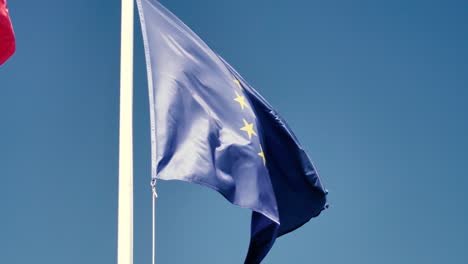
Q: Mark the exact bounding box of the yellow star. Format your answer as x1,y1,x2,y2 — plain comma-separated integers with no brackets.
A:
240,119,257,139
258,146,266,166
233,91,249,110
234,79,242,90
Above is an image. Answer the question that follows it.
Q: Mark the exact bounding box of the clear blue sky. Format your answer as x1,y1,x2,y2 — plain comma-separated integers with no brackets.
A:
1,0,467,263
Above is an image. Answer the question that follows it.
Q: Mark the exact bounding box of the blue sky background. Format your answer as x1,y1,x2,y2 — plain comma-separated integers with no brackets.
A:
1,0,468,263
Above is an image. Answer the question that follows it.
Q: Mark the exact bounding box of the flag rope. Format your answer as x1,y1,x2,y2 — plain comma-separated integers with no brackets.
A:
151,181,158,264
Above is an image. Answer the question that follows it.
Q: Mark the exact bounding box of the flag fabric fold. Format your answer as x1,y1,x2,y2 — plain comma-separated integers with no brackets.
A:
0,0,15,65
137,0,328,262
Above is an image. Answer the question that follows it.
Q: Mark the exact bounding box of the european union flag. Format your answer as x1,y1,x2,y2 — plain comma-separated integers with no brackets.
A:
137,0,328,262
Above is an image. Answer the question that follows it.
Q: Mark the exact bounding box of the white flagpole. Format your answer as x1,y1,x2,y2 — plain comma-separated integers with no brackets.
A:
117,0,134,263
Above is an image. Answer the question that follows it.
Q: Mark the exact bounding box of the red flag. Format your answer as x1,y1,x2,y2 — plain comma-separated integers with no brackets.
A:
0,0,15,65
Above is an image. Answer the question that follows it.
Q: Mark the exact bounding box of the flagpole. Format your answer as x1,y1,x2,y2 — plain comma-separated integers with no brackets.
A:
117,0,134,263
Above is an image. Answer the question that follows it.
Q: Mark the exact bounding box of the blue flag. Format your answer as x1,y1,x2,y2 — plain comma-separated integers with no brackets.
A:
137,0,328,262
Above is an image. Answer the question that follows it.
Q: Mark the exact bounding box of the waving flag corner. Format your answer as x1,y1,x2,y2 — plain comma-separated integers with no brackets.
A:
0,0,15,66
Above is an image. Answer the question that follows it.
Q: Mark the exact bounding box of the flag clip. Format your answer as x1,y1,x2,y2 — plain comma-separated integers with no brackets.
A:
151,179,158,198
